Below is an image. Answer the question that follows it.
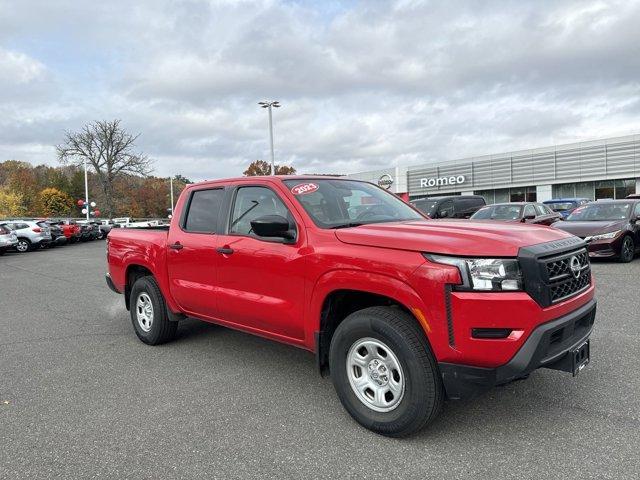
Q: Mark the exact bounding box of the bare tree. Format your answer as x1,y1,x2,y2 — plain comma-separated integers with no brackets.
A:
57,120,152,217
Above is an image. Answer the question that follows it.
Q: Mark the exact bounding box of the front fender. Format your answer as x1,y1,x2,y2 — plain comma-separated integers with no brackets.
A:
306,269,433,350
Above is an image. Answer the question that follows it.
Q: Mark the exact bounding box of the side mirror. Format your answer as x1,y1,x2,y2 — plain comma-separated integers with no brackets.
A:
250,215,295,241
523,214,536,221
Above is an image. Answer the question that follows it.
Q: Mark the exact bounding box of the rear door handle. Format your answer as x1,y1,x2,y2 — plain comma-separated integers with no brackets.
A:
169,242,183,250
216,247,234,255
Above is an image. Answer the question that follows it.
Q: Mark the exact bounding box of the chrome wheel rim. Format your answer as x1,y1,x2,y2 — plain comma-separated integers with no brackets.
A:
346,337,405,412
135,293,154,332
16,241,28,252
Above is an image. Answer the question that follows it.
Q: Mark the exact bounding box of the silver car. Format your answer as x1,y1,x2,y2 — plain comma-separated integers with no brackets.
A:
2,220,52,252
0,223,18,255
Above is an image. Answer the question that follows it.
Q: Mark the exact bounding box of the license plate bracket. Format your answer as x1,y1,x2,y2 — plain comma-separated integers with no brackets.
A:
571,340,590,376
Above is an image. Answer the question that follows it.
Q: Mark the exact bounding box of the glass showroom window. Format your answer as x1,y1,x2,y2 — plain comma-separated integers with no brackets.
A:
553,182,595,200
553,183,575,199
474,190,495,204
509,186,536,202
494,188,510,203
615,179,635,199
595,180,614,199
575,182,594,199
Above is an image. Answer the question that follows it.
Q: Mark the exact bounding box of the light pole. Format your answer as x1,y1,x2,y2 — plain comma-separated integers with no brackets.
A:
169,176,174,217
258,101,280,175
83,158,90,220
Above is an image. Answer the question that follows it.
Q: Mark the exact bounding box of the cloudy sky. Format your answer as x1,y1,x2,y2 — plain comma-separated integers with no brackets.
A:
1,0,639,181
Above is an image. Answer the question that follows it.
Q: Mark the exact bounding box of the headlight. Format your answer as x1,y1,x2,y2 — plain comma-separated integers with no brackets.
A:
586,230,621,242
426,254,523,291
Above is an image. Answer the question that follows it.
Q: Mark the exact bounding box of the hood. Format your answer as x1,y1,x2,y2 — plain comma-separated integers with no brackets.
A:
334,220,574,257
553,219,627,238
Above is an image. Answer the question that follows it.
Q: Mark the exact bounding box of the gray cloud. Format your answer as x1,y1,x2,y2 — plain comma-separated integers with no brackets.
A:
0,0,639,180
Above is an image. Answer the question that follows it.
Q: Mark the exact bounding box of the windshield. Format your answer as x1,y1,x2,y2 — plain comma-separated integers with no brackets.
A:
411,199,439,216
545,202,576,212
283,179,423,228
566,203,632,221
471,204,522,220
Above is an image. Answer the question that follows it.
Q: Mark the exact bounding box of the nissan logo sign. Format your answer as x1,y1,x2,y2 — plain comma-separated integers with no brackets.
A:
420,175,466,188
378,174,394,189
569,255,582,279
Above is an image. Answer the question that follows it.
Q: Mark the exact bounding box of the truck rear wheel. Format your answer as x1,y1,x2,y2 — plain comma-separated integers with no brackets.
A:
129,276,178,345
329,306,443,437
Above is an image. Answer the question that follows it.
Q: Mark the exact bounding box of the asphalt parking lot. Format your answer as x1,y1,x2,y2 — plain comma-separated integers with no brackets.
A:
1,241,639,479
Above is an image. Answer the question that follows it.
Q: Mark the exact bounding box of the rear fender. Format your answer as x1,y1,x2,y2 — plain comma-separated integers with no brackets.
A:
121,256,181,314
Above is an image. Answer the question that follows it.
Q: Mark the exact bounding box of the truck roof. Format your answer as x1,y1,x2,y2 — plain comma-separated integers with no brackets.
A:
186,175,348,188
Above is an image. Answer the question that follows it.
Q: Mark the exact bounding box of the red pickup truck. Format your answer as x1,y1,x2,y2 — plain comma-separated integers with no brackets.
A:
106,176,596,436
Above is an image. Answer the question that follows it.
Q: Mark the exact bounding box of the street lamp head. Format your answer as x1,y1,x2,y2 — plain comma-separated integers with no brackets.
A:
259,101,280,108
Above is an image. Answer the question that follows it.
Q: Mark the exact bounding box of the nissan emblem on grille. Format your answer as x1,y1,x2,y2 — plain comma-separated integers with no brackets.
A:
569,255,581,279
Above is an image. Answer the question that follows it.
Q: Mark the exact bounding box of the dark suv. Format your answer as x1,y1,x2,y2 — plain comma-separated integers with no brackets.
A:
411,195,486,219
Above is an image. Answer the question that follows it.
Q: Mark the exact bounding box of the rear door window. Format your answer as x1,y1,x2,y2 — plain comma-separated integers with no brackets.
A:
183,188,224,233
523,205,536,218
437,201,454,218
534,204,548,215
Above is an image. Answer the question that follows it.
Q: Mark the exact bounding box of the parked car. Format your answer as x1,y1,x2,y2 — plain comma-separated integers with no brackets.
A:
411,195,486,219
54,219,82,243
470,202,562,225
543,198,591,218
553,199,640,262
95,220,114,239
112,217,160,228
76,220,100,241
0,223,18,255
2,220,52,252
106,176,595,437
40,221,67,246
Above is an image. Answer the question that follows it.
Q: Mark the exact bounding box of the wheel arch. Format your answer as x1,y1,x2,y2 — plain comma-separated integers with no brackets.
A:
311,271,433,377
123,263,184,320
124,264,154,311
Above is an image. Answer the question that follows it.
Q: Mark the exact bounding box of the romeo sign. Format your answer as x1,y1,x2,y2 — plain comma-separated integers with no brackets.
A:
419,175,466,188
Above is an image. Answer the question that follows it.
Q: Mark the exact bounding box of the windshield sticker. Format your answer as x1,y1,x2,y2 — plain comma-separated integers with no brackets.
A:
291,183,319,195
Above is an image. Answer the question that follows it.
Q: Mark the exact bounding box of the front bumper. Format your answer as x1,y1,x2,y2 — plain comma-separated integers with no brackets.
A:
586,237,622,258
439,298,596,400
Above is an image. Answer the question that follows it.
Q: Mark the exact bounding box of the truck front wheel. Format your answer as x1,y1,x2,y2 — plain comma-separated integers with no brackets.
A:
129,276,178,345
329,306,443,437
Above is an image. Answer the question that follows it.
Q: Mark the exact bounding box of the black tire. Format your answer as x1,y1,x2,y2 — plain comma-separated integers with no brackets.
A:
16,238,31,253
129,276,178,345
619,235,635,263
0,248,5,256
329,306,444,437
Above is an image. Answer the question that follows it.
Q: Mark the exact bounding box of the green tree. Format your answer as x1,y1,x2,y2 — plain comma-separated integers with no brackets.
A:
37,188,73,217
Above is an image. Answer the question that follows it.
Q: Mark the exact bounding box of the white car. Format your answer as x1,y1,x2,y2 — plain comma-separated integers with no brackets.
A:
0,223,18,255
2,220,52,252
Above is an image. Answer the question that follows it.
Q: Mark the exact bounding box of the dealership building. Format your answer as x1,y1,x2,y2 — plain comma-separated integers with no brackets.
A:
347,134,640,203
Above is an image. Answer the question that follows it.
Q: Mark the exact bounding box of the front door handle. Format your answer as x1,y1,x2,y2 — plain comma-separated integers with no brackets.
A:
169,242,183,250
216,247,234,255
